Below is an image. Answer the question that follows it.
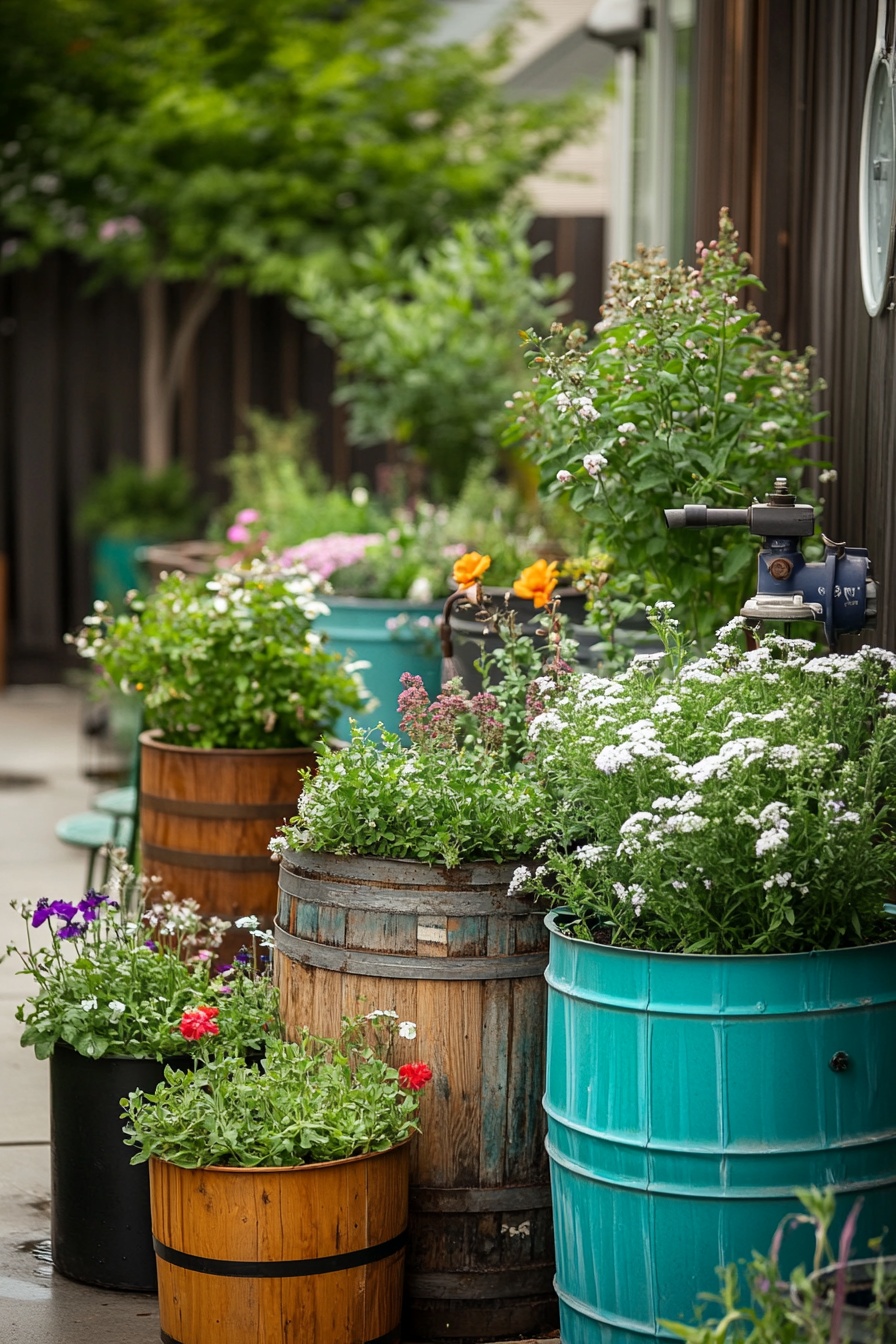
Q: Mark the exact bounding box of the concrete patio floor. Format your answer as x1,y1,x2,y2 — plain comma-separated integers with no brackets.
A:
0,684,557,1344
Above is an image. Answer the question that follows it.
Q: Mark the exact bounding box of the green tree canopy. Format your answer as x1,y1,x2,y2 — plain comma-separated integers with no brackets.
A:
0,0,590,470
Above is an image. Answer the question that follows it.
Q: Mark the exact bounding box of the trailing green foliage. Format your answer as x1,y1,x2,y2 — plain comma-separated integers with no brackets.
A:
122,1019,425,1168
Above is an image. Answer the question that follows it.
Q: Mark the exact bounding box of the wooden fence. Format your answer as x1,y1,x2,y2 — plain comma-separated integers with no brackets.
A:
0,216,605,683
693,0,894,649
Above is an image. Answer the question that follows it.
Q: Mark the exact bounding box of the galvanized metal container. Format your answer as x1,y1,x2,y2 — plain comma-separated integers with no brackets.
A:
544,909,896,1344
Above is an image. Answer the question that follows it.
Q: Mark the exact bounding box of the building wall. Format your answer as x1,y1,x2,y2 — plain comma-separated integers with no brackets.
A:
692,0,894,649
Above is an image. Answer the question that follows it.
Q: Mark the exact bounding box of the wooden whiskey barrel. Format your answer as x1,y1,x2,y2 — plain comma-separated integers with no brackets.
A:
274,850,556,1343
149,1143,408,1344
139,731,314,943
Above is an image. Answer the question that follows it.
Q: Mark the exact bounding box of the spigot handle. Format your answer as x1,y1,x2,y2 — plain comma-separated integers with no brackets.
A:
664,505,751,529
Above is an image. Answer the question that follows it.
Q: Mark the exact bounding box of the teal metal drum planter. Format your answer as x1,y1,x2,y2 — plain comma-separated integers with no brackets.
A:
316,596,444,737
543,909,896,1344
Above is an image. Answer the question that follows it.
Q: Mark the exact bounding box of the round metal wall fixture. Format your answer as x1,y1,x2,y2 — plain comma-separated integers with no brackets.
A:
859,43,896,315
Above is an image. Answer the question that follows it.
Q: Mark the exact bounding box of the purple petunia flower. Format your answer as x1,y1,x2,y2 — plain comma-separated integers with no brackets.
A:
31,900,52,929
56,922,87,940
50,901,79,921
234,950,250,964
144,939,158,952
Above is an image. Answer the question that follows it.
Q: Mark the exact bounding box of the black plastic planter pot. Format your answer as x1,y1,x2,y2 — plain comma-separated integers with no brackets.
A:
49,1045,189,1291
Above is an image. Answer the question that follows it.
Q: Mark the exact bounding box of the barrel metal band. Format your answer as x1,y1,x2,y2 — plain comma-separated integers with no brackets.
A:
278,866,534,917
152,1228,407,1279
162,1330,398,1344
410,1184,552,1213
274,921,549,981
142,842,273,873
406,1264,556,1299
142,794,294,821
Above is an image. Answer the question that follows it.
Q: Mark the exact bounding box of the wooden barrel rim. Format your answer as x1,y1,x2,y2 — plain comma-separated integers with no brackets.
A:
279,849,527,888
274,920,548,980
151,1139,409,1178
139,729,320,761
278,866,537,916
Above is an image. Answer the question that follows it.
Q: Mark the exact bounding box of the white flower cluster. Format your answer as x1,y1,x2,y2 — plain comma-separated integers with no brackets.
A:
508,865,530,897
754,801,791,856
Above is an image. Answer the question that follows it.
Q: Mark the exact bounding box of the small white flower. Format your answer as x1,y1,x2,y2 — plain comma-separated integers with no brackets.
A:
108,999,127,1019
723,391,737,403
80,997,98,1012
351,486,369,506
818,468,837,484
583,452,608,478
760,420,779,433
508,865,531,896
398,1021,417,1040
556,469,573,483
618,421,637,434
365,1009,398,1020
573,397,599,422
235,915,260,930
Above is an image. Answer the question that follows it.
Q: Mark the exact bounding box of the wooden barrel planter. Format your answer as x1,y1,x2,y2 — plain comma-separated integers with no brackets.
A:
274,851,556,1343
139,731,315,950
149,1143,409,1344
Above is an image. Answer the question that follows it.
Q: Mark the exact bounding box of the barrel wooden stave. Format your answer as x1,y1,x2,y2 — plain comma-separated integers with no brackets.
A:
149,1145,407,1344
139,732,314,939
275,851,555,1343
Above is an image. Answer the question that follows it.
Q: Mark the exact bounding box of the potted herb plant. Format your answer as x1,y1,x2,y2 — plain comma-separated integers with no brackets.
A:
271,657,566,1341
69,557,369,937
5,867,277,1291
506,208,829,648
121,1014,430,1344
516,608,896,1343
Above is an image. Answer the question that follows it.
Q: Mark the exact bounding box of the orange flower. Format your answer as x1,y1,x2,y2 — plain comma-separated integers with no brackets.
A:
452,551,491,590
513,558,559,609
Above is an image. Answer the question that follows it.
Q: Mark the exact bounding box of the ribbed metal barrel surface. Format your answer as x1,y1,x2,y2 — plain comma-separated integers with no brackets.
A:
544,910,896,1344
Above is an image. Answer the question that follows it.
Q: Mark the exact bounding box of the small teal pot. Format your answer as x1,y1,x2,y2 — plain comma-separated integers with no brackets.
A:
315,595,444,737
543,908,896,1344
91,536,163,608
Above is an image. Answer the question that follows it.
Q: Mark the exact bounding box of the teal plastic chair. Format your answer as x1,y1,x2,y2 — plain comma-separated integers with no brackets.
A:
54,811,134,889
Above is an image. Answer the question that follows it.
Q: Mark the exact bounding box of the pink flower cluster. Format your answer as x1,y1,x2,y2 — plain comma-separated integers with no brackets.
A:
227,508,261,544
397,673,503,753
98,216,144,242
281,532,382,580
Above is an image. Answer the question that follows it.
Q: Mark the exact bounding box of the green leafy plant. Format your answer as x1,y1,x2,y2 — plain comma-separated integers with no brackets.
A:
76,461,203,541
0,0,588,469
665,1188,896,1344
274,658,568,866
506,209,829,643
519,608,896,954
216,411,386,551
299,212,572,497
5,867,278,1061
122,1015,431,1168
68,558,368,749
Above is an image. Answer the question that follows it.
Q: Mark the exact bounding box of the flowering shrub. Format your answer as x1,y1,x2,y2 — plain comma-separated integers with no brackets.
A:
275,672,555,866
519,609,896,954
122,1014,431,1168
506,209,828,643
6,868,279,1060
69,558,368,749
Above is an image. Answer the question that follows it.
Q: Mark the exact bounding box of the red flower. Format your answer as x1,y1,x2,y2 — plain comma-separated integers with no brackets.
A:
178,1005,220,1041
398,1061,433,1092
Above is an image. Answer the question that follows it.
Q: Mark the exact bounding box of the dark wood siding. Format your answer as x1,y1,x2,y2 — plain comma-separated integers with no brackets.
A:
0,218,605,682
693,0,894,648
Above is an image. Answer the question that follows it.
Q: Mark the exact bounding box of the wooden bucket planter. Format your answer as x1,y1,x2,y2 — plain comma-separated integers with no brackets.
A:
139,731,315,944
275,851,556,1343
149,1143,409,1344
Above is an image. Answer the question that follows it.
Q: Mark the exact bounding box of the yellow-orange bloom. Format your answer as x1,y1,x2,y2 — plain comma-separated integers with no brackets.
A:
453,551,491,589
513,558,559,609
